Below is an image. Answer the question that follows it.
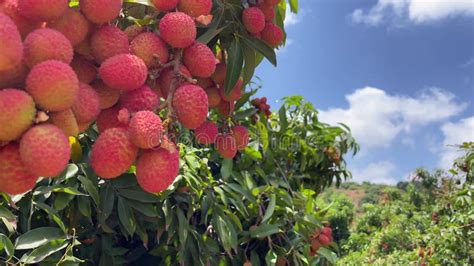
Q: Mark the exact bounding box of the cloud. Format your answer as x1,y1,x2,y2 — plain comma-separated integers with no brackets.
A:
352,160,400,184
438,117,474,169
319,87,467,148
351,0,474,26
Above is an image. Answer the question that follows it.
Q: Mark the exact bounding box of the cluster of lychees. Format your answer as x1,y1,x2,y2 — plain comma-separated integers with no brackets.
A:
251,97,271,117
242,0,284,46
0,0,266,196
309,226,333,256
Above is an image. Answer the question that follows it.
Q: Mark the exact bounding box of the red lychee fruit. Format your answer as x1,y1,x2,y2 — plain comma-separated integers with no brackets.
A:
0,89,36,142
211,63,226,84
91,80,121,110
124,24,144,41
0,143,38,195
0,0,43,38
261,23,284,47
23,28,73,68
259,4,275,22
178,0,212,17
322,227,332,236
48,109,79,137
264,0,279,5
91,127,138,179
117,107,130,125
70,55,97,84
120,85,159,113
158,65,192,96
96,106,123,133
159,12,196,48
311,239,322,251
128,111,163,149
196,78,214,89
80,0,122,24
183,41,216,78
131,32,169,67
242,7,266,34
20,124,70,177
74,38,93,59
318,234,331,246
72,83,101,124
18,0,68,21
216,100,235,117
152,0,178,12
205,87,222,108
26,60,79,112
173,84,209,129
91,25,130,64
219,79,243,102
99,54,148,91
194,121,218,145
48,8,90,46
0,63,28,88
216,133,237,159
232,125,249,150
0,12,23,71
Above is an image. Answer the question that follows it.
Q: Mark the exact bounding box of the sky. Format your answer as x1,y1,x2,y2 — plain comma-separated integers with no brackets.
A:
255,0,474,184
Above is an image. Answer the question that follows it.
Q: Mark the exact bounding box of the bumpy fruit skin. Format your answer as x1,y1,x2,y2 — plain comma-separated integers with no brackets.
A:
124,24,144,41
261,23,284,47
0,89,36,142
318,234,331,246
173,84,209,129
23,28,73,68
205,87,221,107
242,7,266,33
91,25,130,63
72,83,101,124
158,65,192,96
129,111,163,149
232,125,249,150
136,142,179,193
91,127,138,179
49,109,79,137
96,106,123,133
0,143,38,195
0,12,23,71
183,42,216,78
120,85,159,112
99,54,148,91
321,226,332,236
211,63,226,84
70,55,97,84
216,133,237,158
18,0,67,21
216,100,235,117
0,63,28,88
91,80,121,109
80,0,122,24
152,0,178,11
131,32,169,67
159,12,196,48
0,0,43,38
26,60,79,112
20,124,70,177
219,79,243,102
48,8,89,46
194,121,218,145
178,0,212,17
259,4,275,22
117,108,130,125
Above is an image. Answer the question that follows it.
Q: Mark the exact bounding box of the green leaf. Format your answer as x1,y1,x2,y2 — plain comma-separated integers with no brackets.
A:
220,159,233,179
197,10,224,44
124,0,153,6
54,193,75,211
117,197,136,236
279,105,288,131
77,175,100,205
34,202,67,233
250,223,280,238
289,0,298,13
256,121,269,152
118,188,160,203
242,42,256,85
100,185,115,220
0,233,14,261
265,249,277,266
243,147,262,160
77,196,92,218
20,239,69,264
317,247,337,264
177,208,188,250
130,201,158,217
224,38,244,93
234,108,258,120
0,206,15,221
242,37,277,66
15,227,65,250
261,194,276,223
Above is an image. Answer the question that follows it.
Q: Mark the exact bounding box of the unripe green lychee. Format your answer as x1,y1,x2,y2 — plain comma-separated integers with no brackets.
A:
128,111,163,149
152,0,178,11
232,125,249,150
183,41,216,78
18,0,68,21
261,23,284,47
70,55,97,84
178,0,212,17
23,28,73,68
194,121,218,145
72,83,101,124
242,7,266,34
0,143,38,195
0,89,36,142
48,8,90,46
91,80,121,110
120,85,159,112
173,84,209,129
49,109,79,137
216,133,237,159
0,12,23,71
131,32,169,67
159,12,196,48
80,0,122,24
99,54,148,91
91,25,130,63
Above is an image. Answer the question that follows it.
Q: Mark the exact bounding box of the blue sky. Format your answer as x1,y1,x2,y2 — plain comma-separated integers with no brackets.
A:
255,0,474,184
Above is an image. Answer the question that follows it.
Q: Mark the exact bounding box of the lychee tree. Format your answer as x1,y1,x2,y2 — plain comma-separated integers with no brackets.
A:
0,0,359,264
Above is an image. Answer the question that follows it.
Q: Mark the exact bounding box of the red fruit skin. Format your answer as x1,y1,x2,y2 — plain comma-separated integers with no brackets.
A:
216,100,235,117
128,111,163,149
311,238,322,251
196,78,214,89
18,0,68,21
49,109,79,137
0,12,23,71
117,108,130,125
173,84,209,129
0,0,43,39
0,143,38,195
178,0,212,17
96,106,123,133
219,79,243,102
91,80,121,110
0,63,28,88
194,121,218,145
136,143,179,193
131,32,169,67
23,28,73,68
322,226,332,236
183,41,216,78
0,89,36,142
91,127,138,179
261,23,284,47
72,83,101,124
264,0,279,5
99,54,148,91
318,234,331,246
91,25,130,64
48,8,90,46
80,0,122,24
124,24,144,41
243,7,266,33
205,87,221,108
70,55,97,84
216,133,237,159
211,63,226,84
159,12,196,48
152,0,178,11
158,65,192,96
259,4,275,22
232,125,249,150
20,124,70,177
26,60,79,112
120,85,159,112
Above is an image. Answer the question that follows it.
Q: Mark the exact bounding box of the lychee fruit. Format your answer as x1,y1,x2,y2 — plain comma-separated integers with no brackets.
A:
216,100,235,117
70,55,97,84
99,54,148,91
173,84,209,129
124,24,144,41
0,0,43,38
194,121,218,145
120,85,159,112
205,87,221,108
178,0,212,17
20,124,70,177
96,106,123,133
219,78,243,102
18,0,68,21
318,234,331,246
131,32,169,67
0,143,38,195
232,125,249,150
91,80,121,109
48,8,90,46
23,28,73,68
0,12,23,71
259,4,275,22
152,0,178,11
264,0,280,5
48,109,79,137
159,12,196,48
91,25,130,63
91,127,138,179
72,83,101,124
80,0,122,24
158,65,192,96
216,133,237,159
26,60,79,112
242,7,266,33
0,63,28,88
322,227,332,236
77,121,92,133
117,108,130,125
128,111,163,149
183,41,216,78
0,89,36,142
74,38,93,59
311,239,322,251
196,78,214,89
211,63,226,84
261,23,284,47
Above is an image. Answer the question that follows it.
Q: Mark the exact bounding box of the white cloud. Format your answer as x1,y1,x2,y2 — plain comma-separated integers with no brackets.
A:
438,116,474,169
352,160,399,184
351,0,474,26
319,87,467,148
285,8,301,27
